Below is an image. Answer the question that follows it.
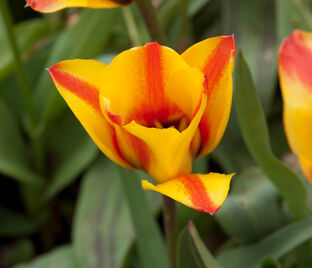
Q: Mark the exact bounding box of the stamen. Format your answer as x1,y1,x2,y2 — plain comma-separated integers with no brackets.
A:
154,119,163,129
178,117,188,132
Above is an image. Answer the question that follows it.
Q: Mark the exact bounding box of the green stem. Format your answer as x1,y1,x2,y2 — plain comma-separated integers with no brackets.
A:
0,0,36,127
0,0,45,173
163,196,177,268
136,0,167,44
123,7,141,46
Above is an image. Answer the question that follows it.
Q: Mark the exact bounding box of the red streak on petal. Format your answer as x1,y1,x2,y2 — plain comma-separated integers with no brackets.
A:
279,30,312,91
198,36,234,151
203,36,235,96
48,66,128,163
48,66,102,114
180,174,218,214
119,128,151,170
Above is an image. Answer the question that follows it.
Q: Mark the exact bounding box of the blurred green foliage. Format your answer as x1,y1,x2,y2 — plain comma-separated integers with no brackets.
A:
0,0,311,267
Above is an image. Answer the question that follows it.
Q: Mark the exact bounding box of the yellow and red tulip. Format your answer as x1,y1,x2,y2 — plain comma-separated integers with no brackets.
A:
48,36,236,214
25,0,133,13
279,30,312,183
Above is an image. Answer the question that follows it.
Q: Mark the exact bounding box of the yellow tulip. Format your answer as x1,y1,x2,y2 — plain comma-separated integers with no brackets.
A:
48,36,235,214
25,0,133,13
279,30,312,183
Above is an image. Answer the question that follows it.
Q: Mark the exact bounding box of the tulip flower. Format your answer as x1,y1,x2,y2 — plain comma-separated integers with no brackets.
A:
48,36,236,214
279,30,312,183
25,0,133,13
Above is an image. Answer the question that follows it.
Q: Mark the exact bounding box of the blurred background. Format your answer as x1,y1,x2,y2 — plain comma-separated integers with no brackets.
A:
1,0,312,267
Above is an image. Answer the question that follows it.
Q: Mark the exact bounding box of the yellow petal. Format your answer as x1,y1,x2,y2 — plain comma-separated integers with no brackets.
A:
100,42,203,128
142,173,234,215
121,93,207,183
26,0,133,13
279,30,312,182
182,36,236,157
48,59,131,168
299,156,312,183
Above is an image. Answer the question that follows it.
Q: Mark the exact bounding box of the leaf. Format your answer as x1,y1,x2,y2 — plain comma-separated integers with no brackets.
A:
217,220,312,268
72,157,135,268
0,207,40,237
222,0,277,113
275,0,312,42
33,9,118,124
234,50,310,219
189,222,222,268
0,18,53,81
215,167,287,243
177,223,221,268
0,100,44,186
43,113,98,201
119,168,169,268
15,245,77,268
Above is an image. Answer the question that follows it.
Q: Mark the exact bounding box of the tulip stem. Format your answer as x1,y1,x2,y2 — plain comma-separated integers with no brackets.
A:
122,7,141,47
163,196,177,268
136,0,167,44
0,0,36,128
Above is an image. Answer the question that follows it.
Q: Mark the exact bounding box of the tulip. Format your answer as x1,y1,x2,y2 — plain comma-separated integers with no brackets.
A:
25,0,134,13
279,30,312,183
48,36,235,214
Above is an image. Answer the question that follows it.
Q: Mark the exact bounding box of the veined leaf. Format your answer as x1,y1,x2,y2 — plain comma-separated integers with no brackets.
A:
234,50,311,219
218,220,312,268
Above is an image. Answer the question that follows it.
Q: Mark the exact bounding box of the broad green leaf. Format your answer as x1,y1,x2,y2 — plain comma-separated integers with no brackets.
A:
218,220,312,268
0,100,44,186
43,113,98,201
72,157,134,268
73,157,162,268
222,0,277,114
275,0,312,42
215,168,287,243
0,18,53,81
33,9,118,124
234,50,310,219
119,168,169,268
0,207,40,237
15,245,77,268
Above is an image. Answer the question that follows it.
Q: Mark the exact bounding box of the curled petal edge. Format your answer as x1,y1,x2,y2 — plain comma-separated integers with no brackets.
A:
142,172,234,215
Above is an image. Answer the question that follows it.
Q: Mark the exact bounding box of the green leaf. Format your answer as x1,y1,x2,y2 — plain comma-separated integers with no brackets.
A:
43,113,98,201
15,245,77,268
222,0,277,113
0,207,40,237
0,18,53,81
275,0,312,42
215,167,287,243
189,222,222,268
218,220,312,268
177,222,221,268
33,9,118,124
72,157,135,268
0,100,44,186
119,168,169,268
234,50,310,219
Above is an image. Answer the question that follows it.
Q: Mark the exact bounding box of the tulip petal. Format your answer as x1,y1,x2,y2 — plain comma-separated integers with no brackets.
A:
279,30,312,182
100,42,205,128
182,36,236,157
48,59,131,168
142,173,234,214
26,0,133,13
299,156,312,183
121,93,207,183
